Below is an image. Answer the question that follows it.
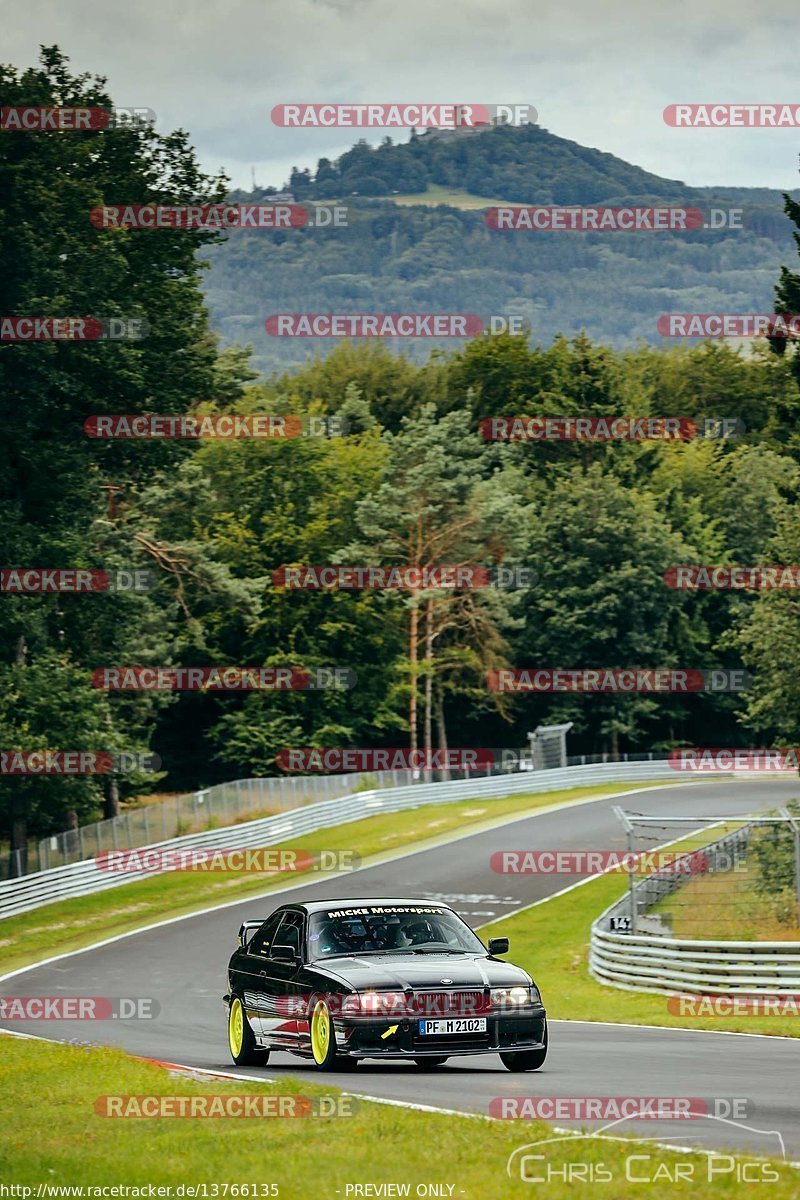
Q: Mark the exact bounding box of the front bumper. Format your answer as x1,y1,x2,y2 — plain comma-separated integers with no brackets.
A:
336,1008,547,1058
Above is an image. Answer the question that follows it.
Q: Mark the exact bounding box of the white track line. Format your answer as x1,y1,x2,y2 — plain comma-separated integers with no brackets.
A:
0,780,706,984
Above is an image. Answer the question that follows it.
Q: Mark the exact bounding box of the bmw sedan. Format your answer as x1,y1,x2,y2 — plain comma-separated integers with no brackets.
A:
224,897,547,1071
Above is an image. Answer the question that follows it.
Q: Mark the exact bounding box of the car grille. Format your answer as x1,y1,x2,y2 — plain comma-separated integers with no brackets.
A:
410,989,490,1017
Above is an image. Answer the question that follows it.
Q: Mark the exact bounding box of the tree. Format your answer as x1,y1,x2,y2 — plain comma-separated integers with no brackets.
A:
514,464,700,755
0,46,225,854
340,404,529,756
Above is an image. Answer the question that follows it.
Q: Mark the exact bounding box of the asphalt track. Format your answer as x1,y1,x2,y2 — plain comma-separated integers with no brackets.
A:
3,777,800,1159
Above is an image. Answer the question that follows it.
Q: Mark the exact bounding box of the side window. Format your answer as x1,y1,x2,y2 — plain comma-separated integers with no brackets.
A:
248,912,284,957
272,909,305,957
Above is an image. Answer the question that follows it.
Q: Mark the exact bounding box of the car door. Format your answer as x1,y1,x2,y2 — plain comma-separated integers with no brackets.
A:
239,910,285,1037
258,908,307,1050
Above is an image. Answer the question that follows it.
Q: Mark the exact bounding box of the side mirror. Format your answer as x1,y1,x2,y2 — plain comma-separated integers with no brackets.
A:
271,943,300,963
488,937,509,955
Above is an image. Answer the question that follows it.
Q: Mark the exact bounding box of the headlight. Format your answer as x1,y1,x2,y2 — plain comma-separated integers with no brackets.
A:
357,991,407,1016
491,985,539,1009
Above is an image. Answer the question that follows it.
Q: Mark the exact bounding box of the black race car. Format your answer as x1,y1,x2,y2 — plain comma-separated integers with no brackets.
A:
224,897,547,1071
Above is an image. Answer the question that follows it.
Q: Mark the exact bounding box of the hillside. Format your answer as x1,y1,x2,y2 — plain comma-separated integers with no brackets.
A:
203,122,800,374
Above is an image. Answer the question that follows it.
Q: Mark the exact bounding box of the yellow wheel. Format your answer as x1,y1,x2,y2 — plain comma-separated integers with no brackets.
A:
310,999,339,1070
228,996,244,1059
227,995,269,1067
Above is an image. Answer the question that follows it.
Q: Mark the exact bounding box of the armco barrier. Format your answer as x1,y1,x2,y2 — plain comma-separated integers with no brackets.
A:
0,760,677,919
590,826,800,995
590,928,800,996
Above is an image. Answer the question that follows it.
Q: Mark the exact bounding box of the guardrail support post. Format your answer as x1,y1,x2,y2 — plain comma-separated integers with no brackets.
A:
780,808,800,928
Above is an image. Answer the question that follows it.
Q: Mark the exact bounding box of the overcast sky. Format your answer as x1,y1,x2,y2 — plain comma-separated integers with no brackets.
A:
6,0,800,191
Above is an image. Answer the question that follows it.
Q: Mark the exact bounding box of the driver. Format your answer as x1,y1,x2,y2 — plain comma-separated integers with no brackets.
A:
402,919,436,945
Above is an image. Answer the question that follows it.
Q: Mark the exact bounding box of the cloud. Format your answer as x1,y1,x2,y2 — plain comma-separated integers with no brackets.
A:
4,0,800,189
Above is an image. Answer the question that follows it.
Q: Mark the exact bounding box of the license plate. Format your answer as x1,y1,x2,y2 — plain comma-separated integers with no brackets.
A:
418,1018,487,1036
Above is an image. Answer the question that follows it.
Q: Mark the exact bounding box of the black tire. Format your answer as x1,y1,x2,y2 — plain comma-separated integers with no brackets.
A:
500,1028,548,1072
414,1056,449,1070
228,994,270,1067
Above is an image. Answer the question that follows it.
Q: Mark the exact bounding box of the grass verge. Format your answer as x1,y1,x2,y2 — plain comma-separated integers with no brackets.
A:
383,183,524,208
0,781,673,977
0,1036,794,1195
652,860,800,941
480,823,800,1038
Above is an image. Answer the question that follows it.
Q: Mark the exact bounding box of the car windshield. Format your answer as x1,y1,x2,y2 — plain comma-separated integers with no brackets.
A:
307,906,485,958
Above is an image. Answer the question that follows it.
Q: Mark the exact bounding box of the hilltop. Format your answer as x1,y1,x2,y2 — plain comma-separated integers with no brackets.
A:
204,122,800,374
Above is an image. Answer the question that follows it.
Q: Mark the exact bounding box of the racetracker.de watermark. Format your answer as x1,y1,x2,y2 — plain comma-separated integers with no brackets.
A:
0,317,148,341
487,668,749,693
272,990,496,1017
665,565,800,589
490,849,729,876
1,568,152,593
94,1095,358,1118
667,993,800,1017
265,313,487,337
664,103,800,127
1,106,155,131
271,564,536,590
0,751,160,775
90,204,347,230
91,667,355,690
486,206,704,231
83,415,345,439
668,748,800,771
479,416,743,441
270,103,536,127
0,996,157,1019
659,313,800,337
276,747,496,772
96,848,359,873
491,1097,751,1120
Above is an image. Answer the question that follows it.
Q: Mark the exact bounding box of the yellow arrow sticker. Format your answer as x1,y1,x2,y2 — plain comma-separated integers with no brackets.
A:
380,1025,399,1040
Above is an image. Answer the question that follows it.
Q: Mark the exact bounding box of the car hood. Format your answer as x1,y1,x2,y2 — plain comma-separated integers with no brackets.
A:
309,952,533,991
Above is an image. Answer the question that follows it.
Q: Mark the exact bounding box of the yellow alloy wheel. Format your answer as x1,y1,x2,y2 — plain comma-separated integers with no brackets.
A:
228,996,245,1058
311,1000,331,1064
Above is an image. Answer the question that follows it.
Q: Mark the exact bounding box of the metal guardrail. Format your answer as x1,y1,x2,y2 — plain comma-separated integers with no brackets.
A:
590,929,800,996
590,826,800,995
31,769,425,876
0,759,675,919
12,750,663,879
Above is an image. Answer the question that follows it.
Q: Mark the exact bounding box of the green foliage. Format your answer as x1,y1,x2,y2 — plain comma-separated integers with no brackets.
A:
4,45,800,852
750,803,800,924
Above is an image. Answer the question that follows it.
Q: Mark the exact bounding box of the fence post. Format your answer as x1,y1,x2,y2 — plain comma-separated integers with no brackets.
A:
612,806,637,934
779,809,800,927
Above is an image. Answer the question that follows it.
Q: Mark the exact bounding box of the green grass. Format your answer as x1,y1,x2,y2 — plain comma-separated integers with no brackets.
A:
0,781,673,977
1,1037,794,1196
383,183,525,209
652,859,800,942
480,823,800,1038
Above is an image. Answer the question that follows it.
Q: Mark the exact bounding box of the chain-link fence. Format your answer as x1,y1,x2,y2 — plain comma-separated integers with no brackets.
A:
0,748,667,880
602,806,800,939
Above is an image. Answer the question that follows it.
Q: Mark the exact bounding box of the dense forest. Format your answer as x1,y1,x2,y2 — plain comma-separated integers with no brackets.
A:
2,49,800,858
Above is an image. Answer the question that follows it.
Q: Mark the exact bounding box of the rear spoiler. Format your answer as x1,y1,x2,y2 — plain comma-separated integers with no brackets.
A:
237,920,264,948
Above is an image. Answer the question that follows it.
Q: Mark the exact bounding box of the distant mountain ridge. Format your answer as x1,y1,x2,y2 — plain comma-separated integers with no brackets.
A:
236,121,797,206
209,122,800,374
